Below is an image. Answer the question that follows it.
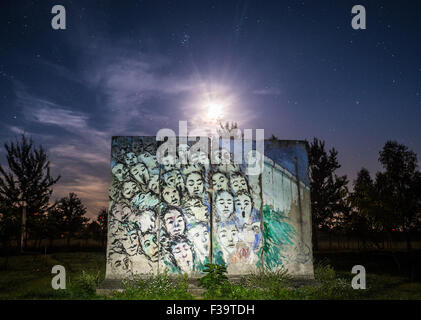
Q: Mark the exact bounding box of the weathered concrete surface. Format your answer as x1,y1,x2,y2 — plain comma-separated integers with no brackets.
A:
103,137,314,283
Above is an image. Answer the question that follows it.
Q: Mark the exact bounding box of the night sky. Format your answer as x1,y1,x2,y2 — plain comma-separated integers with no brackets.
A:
1,0,420,218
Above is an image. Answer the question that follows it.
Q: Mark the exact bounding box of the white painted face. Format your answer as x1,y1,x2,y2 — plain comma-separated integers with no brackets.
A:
212,172,228,192
130,163,150,185
190,151,210,167
164,170,184,191
215,191,234,220
186,172,204,197
172,241,193,273
178,144,190,164
185,198,208,222
174,171,185,191
163,209,185,236
217,224,238,254
148,175,160,194
161,154,177,171
139,210,156,233
242,222,261,244
113,203,132,221
187,224,209,257
182,164,202,176
122,181,140,199
140,233,158,262
125,152,138,167
112,163,128,182
234,193,252,220
162,186,180,206
109,252,128,272
121,231,139,256
213,149,231,164
231,175,248,194
138,152,157,170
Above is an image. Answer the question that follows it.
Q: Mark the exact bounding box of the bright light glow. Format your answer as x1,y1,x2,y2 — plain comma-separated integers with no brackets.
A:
206,102,224,120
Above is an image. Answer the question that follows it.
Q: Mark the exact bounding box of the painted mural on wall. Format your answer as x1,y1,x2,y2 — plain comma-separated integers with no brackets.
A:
210,148,263,274
106,137,313,279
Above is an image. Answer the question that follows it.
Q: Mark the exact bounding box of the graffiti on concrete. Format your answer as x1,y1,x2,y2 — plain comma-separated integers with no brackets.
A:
106,137,314,278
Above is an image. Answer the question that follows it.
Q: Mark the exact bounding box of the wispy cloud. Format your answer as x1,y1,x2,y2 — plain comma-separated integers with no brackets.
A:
252,88,281,95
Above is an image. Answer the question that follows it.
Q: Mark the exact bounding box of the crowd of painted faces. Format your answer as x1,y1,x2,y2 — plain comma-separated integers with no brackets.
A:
108,138,263,276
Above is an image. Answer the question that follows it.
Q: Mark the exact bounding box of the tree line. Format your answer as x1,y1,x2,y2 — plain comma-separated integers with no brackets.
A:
307,137,421,251
0,135,107,253
0,134,420,255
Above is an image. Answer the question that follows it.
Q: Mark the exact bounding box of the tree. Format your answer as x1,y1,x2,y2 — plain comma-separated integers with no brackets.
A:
44,207,65,248
348,168,384,249
90,208,108,248
97,208,108,247
56,193,89,246
375,141,421,250
307,138,349,251
0,134,60,251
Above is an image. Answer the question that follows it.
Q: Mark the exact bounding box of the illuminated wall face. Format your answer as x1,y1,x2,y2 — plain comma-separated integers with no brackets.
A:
106,137,313,278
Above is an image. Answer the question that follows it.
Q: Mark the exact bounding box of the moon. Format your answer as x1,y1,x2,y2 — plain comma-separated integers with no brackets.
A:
206,102,224,120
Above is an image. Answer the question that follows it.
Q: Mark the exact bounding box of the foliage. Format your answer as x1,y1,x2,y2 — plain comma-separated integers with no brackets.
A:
307,137,349,250
0,134,60,248
301,262,361,300
199,263,230,298
56,193,89,244
349,141,421,250
116,273,193,300
376,142,421,244
68,270,102,299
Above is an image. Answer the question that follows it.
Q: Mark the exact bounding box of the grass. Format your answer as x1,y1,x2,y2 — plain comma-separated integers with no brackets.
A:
0,252,105,299
0,251,420,299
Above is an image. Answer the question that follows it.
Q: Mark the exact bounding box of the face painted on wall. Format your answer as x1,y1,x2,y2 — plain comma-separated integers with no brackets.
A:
109,251,129,272
230,175,248,194
212,172,228,192
217,224,239,254
243,221,261,244
113,203,132,221
162,186,180,206
120,230,140,256
213,149,231,164
174,171,185,191
124,152,138,167
186,172,204,197
138,210,156,233
187,224,209,257
164,170,185,191
177,144,190,164
130,163,150,185
234,193,252,220
112,163,128,182
163,209,185,236
161,154,177,171
148,175,160,194
172,241,194,273
138,152,157,170
140,233,158,262
215,191,234,220
185,197,208,221
190,151,210,168
122,181,140,199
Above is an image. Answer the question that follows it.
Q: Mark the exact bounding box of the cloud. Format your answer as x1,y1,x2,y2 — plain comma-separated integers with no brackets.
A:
252,88,281,95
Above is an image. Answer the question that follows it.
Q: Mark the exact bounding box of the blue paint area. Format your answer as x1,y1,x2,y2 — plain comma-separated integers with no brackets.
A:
213,138,310,187
264,140,310,187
